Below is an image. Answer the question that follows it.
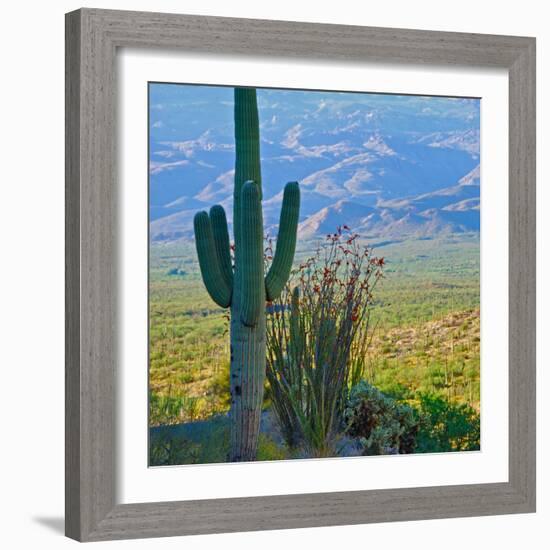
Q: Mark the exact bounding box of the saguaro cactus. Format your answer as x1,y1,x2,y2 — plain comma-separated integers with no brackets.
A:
193,88,300,461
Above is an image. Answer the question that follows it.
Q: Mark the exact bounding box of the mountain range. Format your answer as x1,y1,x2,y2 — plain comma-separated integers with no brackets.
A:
149,85,481,242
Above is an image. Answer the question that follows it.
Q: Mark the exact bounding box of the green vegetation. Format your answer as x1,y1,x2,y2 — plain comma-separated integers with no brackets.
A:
344,380,419,455
343,381,479,456
415,393,480,453
149,233,480,463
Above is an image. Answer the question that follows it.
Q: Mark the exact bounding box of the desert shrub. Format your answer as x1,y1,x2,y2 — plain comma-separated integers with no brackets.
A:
266,227,384,456
149,390,206,426
342,384,480,455
208,358,232,410
415,393,480,452
149,433,202,466
149,416,230,465
343,381,419,455
166,267,186,276
256,433,289,461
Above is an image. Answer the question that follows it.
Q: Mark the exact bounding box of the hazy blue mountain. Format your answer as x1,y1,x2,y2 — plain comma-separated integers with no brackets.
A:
149,84,480,241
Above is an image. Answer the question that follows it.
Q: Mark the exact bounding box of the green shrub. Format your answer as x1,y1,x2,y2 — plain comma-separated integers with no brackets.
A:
167,267,187,277
256,433,289,461
149,434,201,466
149,390,205,426
208,359,231,409
343,381,419,455
149,416,229,465
415,393,480,452
343,383,480,455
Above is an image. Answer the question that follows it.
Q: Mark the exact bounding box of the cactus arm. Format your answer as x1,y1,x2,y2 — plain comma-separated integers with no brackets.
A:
193,211,232,308
209,205,234,291
265,181,301,301
239,181,264,327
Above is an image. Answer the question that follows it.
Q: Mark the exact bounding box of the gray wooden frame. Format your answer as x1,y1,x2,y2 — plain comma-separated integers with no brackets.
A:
65,8,536,542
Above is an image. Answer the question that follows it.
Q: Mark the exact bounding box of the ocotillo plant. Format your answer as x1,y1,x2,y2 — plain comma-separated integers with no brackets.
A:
193,88,300,461
266,227,385,456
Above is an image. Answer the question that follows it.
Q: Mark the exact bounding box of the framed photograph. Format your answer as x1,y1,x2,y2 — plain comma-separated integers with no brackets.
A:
65,8,536,542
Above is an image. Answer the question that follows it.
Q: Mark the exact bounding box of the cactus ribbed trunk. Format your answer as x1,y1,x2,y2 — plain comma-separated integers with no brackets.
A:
229,89,265,461
229,286,266,461
193,87,300,461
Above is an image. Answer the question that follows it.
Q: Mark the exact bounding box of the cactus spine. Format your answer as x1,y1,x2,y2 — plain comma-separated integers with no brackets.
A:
193,88,300,461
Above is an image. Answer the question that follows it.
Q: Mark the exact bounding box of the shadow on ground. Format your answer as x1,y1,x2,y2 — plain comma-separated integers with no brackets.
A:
33,516,64,534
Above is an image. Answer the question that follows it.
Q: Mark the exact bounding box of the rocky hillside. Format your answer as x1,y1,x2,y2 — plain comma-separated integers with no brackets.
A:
149,85,481,242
